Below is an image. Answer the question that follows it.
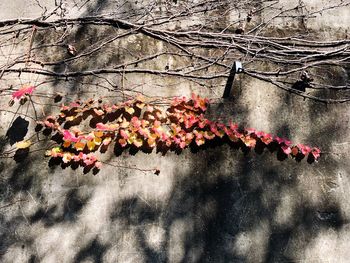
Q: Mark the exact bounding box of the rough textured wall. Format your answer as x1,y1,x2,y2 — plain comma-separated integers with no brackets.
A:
0,1,349,262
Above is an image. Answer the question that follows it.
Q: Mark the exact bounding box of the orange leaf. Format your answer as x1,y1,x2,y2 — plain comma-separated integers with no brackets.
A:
119,138,127,147
63,141,71,148
74,141,85,151
94,131,104,138
147,138,156,148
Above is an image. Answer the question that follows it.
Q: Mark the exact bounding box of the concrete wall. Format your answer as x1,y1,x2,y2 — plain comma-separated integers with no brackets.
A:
0,1,349,262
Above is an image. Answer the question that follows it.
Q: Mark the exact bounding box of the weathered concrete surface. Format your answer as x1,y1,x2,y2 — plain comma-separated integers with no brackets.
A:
0,0,349,262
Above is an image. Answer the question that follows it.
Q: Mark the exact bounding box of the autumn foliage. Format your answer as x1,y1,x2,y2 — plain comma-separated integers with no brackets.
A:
36,93,321,172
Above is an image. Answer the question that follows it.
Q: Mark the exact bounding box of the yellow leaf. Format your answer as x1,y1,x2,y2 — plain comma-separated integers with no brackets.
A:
16,140,31,149
120,118,130,128
109,124,119,131
241,136,256,148
125,107,135,115
94,137,102,145
87,140,96,150
127,133,137,144
133,138,143,148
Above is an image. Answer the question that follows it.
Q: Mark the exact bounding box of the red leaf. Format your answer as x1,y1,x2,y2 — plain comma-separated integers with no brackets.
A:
291,146,299,156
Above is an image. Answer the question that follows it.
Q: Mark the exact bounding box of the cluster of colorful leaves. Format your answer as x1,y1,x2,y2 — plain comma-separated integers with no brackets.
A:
38,93,321,172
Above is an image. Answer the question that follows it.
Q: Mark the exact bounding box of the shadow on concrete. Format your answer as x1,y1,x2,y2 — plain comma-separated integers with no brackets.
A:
74,238,110,263
103,90,346,262
6,116,29,145
30,188,90,226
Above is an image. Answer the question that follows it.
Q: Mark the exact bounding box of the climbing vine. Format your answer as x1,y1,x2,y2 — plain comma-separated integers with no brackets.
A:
25,90,321,173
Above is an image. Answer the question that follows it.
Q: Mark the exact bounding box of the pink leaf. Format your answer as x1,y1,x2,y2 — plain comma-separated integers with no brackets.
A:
120,129,129,139
12,86,36,99
179,141,186,149
297,144,311,155
95,161,102,169
311,147,321,160
96,123,109,131
275,136,284,144
63,130,78,143
281,145,292,155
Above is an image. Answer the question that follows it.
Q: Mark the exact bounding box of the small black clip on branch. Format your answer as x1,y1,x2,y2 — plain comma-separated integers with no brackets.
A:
223,61,244,98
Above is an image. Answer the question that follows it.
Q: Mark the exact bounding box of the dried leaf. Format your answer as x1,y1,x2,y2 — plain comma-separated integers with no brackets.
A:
15,140,31,149
67,44,77,56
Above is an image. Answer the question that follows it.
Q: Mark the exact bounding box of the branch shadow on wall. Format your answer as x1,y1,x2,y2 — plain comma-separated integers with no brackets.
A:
108,145,345,263
106,92,345,263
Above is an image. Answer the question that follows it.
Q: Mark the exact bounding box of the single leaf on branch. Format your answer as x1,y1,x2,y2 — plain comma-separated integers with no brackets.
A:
12,86,36,100
15,140,31,149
